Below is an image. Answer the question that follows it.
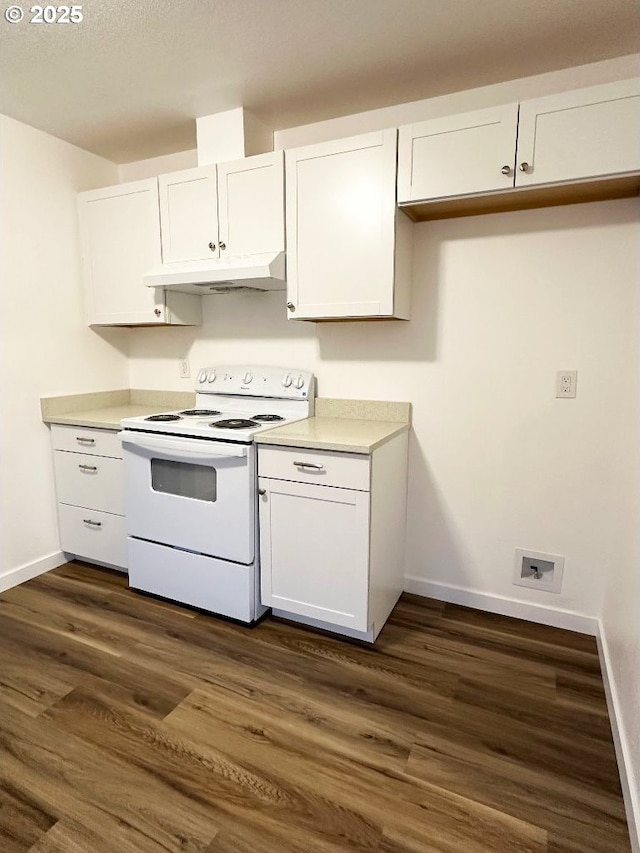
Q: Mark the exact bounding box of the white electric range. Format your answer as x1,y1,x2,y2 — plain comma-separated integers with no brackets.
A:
119,365,315,623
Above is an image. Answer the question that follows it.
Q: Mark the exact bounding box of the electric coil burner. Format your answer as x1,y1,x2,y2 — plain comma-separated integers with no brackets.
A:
212,418,260,430
179,409,222,417
119,365,315,625
145,414,182,422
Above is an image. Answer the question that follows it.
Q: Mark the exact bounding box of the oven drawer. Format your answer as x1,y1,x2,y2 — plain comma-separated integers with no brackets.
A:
258,446,370,491
128,538,255,622
51,425,123,458
58,504,127,569
53,450,125,515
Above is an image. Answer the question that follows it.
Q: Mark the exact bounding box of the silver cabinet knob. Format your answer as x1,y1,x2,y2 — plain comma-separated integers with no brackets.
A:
219,241,226,251
287,302,295,311
519,162,530,172
501,165,511,176
258,488,266,496
154,308,162,317
208,241,216,251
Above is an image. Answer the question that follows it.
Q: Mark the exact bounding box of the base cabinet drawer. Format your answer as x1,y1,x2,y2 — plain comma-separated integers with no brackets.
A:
51,424,123,458
58,504,127,568
53,451,124,514
258,445,370,490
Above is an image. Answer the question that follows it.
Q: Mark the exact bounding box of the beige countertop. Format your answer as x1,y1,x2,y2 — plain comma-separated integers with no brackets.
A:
41,391,412,451
256,397,411,454
41,389,196,430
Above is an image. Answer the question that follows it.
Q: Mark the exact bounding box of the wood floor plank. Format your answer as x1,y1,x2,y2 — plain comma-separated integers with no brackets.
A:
0,564,631,852
165,687,548,853
406,735,629,853
0,702,220,852
0,606,193,720
0,778,57,853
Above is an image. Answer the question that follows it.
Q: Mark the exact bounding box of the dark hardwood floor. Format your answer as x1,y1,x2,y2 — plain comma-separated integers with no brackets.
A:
0,561,631,852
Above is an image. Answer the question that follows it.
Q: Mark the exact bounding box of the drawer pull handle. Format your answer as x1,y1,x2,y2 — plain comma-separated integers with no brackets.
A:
293,461,324,471
78,464,98,472
83,519,102,527
76,437,95,445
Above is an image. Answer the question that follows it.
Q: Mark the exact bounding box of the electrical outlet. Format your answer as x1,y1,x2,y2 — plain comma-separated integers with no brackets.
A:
178,358,190,379
556,370,577,398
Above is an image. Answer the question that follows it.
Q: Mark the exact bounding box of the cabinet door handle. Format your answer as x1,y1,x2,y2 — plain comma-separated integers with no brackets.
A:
76,437,95,445
287,302,296,312
293,461,324,471
219,241,226,251
83,518,102,527
500,165,511,176
258,488,266,496
208,241,216,251
154,308,162,317
519,161,530,172
78,464,97,472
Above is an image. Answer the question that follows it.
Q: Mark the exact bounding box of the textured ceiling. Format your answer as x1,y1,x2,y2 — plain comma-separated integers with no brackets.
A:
1,0,638,163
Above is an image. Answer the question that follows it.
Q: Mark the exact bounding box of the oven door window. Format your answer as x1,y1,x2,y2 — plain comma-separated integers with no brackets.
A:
151,458,217,502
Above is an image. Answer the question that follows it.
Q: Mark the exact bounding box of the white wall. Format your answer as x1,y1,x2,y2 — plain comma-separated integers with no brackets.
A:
127,200,640,624
0,115,128,583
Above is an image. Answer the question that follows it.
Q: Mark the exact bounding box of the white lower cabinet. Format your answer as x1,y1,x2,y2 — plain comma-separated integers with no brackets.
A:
258,437,408,642
50,425,127,572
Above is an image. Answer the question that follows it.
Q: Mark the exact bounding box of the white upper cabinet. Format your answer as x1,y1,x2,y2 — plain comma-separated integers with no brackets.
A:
78,179,202,326
515,79,640,187
285,129,411,320
218,152,285,256
397,79,640,214
159,167,218,262
158,151,284,263
397,103,519,201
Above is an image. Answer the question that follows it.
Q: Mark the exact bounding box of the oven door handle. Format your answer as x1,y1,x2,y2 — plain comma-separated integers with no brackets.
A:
118,432,248,461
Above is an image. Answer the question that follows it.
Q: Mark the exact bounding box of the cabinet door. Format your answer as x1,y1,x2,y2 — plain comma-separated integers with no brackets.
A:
158,166,219,262
397,103,519,201
78,179,166,325
218,151,284,256
516,79,640,187
285,129,398,319
259,479,370,631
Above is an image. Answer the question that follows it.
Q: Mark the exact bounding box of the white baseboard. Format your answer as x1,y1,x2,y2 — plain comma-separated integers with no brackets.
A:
0,551,67,593
596,621,640,853
403,576,598,635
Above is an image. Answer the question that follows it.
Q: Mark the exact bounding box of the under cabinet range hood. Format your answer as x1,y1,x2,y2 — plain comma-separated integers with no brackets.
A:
143,251,286,294
144,108,286,295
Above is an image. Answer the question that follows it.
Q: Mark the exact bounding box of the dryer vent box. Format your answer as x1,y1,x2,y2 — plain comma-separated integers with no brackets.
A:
513,549,564,594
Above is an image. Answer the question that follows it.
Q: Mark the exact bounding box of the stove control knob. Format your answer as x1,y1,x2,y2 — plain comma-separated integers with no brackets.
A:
293,374,304,389
243,371,253,384
197,369,208,384
282,373,292,388
207,370,216,383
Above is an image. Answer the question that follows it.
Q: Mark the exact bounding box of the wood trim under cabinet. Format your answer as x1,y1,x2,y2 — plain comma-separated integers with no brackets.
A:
399,172,640,222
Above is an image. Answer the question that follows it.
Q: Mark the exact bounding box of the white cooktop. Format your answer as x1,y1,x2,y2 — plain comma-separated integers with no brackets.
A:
120,365,315,443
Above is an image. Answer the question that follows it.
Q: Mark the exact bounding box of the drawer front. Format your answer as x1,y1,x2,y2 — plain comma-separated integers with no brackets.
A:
54,451,124,515
258,445,370,491
58,504,127,569
51,424,122,458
